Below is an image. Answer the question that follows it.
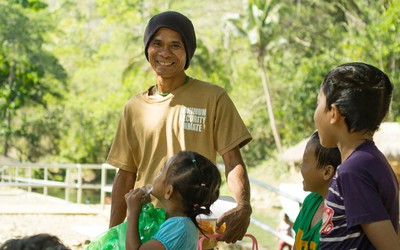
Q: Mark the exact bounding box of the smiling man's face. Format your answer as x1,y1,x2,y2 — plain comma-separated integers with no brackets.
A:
147,28,187,79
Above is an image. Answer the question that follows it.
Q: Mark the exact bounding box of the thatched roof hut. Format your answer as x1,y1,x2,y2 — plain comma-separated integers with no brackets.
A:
373,122,400,161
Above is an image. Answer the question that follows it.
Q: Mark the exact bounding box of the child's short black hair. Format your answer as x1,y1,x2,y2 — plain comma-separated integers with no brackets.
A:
0,234,70,250
309,131,341,170
321,62,393,133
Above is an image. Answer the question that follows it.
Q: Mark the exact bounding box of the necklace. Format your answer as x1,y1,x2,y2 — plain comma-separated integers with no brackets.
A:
155,75,190,97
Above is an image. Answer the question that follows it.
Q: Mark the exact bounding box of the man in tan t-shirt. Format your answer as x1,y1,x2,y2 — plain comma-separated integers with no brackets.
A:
107,10,253,244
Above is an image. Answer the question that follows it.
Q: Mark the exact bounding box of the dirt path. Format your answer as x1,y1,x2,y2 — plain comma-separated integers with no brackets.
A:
0,214,109,249
0,189,262,249
0,188,110,249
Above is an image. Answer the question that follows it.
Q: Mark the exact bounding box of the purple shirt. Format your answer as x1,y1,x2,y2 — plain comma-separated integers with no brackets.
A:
320,140,399,249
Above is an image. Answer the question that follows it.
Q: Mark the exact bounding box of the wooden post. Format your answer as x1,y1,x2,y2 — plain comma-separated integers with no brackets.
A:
77,164,82,204
44,167,48,196
28,167,32,192
101,164,107,209
65,168,70,202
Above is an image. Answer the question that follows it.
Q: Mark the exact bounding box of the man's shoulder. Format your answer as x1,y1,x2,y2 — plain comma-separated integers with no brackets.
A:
191,78,226,93
123,90,150,106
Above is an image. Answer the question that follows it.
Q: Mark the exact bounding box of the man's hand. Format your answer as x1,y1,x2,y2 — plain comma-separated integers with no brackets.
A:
215,202,252,243
219,147,252,243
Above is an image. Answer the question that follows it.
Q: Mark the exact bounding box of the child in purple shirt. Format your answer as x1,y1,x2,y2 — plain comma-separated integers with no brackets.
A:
314,62,399,249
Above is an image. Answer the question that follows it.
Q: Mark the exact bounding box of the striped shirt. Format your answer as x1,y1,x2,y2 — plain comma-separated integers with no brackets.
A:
320,140,399,249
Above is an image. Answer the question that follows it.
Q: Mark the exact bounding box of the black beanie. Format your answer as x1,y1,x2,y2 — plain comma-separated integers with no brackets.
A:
143,11,196,69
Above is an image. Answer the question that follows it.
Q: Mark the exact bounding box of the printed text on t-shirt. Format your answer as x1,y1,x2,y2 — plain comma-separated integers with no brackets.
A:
180,107,207,132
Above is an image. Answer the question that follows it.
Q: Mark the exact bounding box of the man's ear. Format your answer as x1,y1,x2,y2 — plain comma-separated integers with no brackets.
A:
164,184,174,200
323,165,335,181
330,104,342,124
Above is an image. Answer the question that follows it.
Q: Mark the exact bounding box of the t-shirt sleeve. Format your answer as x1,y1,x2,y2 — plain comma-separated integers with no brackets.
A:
153,218,197,250
293,193,317,232
106,103,137,173
293,200,307,232
214,92,252,155
339,160,390,228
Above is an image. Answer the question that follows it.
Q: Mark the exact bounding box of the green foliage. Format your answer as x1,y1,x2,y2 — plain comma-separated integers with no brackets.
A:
0,0,67,160
336,0,400,120
1,0,399,167
9,0,48,10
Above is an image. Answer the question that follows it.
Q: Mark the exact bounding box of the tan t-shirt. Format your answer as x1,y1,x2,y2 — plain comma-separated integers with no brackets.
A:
107,78,252,188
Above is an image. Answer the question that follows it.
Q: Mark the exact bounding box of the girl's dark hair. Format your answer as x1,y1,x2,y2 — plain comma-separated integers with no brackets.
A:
309,131,341,170
0,234,70,250
321,62,393,133
165,151,221,235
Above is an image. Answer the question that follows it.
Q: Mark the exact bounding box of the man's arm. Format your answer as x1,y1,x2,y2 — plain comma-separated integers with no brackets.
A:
109,169,136,228
216,146,252,243
362,220,400,249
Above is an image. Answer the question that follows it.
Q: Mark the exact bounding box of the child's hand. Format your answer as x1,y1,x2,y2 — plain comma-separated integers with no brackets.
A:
125,186,153,215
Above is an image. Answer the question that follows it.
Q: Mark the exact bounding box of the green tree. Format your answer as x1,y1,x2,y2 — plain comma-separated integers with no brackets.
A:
49,0,147,163
9,0,48,10
225,0,283,153
0,0,67,158
336,0,400,120
4,0,397,167
270,0,348,145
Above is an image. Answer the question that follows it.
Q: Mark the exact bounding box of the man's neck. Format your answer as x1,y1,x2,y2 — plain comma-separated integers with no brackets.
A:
156,74,188,94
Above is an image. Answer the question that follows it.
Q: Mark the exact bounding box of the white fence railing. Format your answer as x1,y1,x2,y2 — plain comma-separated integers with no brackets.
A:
0,162,116,208
1,162,297,246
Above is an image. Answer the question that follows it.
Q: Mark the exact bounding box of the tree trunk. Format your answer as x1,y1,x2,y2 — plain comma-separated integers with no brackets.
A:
257,54,283,153
3,111,11,157
3,63,15,157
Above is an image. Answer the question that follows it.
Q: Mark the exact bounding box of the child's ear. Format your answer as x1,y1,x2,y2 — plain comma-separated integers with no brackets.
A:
323,165,335,180
330,104,342,124
164,184,174,200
